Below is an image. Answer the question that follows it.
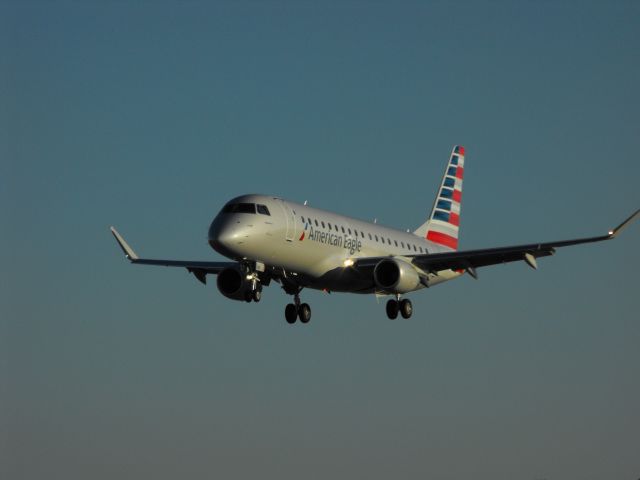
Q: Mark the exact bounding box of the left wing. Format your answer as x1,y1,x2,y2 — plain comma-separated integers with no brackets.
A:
355,209,639,277
110,226,236,284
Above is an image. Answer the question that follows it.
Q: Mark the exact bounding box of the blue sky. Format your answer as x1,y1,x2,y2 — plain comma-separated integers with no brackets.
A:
1,1,639,479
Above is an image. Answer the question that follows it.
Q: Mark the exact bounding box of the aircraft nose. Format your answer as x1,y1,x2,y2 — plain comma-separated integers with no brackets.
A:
208,216,249,257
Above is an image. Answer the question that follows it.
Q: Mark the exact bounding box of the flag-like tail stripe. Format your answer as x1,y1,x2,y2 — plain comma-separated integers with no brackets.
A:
426,231,459,249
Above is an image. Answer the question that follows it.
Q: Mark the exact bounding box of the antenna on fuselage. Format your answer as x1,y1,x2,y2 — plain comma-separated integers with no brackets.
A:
304,200,308,205
374,218,377,224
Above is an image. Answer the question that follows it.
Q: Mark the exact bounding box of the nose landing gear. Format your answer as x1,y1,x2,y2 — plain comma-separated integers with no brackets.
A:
251,287,262,302
386,296,413,320
244,270,263,303
244,284,262,302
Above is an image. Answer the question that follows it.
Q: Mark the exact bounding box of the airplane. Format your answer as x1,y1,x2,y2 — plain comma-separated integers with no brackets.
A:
111,146,639,324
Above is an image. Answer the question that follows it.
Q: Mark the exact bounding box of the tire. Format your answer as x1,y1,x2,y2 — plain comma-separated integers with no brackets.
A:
299,303,311,324
386,299,399,320
244,291,253,303
285,304,298,324
400,299,413,319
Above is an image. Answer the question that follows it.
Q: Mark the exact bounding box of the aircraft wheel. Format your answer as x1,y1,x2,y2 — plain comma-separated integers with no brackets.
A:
386,299,399,320
285,304,298,324
400,299,413,319
244,291,253,303
252,288,262,302
299,303,311,324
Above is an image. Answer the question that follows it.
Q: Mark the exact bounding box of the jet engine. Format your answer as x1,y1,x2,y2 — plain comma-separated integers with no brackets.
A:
373,258,420,294
217,266,253,301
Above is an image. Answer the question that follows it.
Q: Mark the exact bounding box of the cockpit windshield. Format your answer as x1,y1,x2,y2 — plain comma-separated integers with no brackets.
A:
222,203,256,214
256,204,270,215
221,203,270,215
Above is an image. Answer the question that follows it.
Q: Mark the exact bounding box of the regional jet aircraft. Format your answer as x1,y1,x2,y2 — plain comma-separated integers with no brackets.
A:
111,146,638,324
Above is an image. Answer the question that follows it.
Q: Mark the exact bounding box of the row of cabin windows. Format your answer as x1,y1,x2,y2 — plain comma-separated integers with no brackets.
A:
301,216,425,253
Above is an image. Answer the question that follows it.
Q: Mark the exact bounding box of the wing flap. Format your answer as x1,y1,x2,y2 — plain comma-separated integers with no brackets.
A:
411,244,557,272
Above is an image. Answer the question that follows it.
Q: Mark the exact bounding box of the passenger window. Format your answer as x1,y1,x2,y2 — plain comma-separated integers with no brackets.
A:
307,217,312,224
413,245,417,252
315,219,319,227
335,225,339,232
321,221,325,228
341,226,345,234
401,242,405,248
375,235,378,241
368,233,372,240
387,238,391,244
348,228,352,235
394,240,398,247
300,216,304,223
419,246,424,253
257,204,270,215
354,230,358,237
328,223,332,230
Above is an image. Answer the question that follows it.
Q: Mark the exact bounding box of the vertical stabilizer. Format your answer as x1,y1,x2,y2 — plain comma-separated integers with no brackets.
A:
413,145,466,251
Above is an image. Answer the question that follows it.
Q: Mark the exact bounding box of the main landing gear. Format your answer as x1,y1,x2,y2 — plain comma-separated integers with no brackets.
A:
285,292,311,324
386,296,412,320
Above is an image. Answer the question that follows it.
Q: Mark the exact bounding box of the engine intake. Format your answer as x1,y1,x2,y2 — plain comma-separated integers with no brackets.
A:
373,258,420,294
217,267,252,301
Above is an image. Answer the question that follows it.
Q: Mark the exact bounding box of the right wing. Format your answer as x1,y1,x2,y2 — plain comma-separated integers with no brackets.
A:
110,226,236,284
355,209,639,278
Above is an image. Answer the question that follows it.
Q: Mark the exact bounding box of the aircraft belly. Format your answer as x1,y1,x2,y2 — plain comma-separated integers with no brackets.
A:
308,269,374,293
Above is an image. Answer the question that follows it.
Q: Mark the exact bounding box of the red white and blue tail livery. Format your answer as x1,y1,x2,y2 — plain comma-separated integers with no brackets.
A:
415,145,465,251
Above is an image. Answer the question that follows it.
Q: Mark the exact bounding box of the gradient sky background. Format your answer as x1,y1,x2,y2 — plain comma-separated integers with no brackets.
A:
1,1,639,479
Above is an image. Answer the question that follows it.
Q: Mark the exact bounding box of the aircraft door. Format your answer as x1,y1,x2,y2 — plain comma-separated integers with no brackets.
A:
278,199,296,242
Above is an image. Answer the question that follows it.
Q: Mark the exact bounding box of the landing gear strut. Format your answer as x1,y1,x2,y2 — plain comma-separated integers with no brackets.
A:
244,270,263,303
252,287,262,302
386,296,412,320
284,291,311,324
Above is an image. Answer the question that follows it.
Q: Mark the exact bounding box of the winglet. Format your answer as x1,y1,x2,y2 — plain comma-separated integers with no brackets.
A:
608,209,640,239
110,226,139,260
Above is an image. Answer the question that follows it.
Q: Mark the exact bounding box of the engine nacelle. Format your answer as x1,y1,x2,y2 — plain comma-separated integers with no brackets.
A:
217,267,252,301
373,258,420,294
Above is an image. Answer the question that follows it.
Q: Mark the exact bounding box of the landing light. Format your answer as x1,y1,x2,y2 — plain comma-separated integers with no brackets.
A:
608,230,614,235
343,259,354,267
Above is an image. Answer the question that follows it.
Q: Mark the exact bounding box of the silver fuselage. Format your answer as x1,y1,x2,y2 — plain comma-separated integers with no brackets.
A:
208,194,460,293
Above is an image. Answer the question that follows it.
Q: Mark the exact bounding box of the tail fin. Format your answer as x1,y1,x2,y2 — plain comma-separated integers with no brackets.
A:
413,145,466,251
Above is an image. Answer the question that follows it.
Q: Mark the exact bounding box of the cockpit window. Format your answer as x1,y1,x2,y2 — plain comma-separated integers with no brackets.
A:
222,203,256,214
257,204,270,215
